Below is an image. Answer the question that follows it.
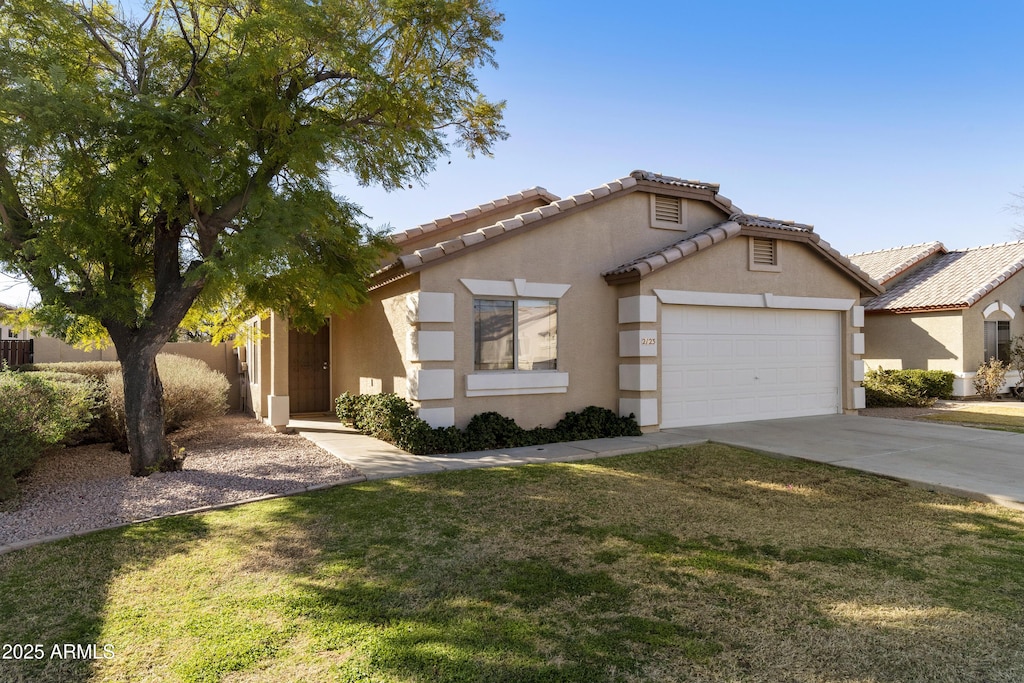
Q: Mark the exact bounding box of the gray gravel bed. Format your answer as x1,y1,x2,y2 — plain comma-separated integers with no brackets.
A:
0,414,362,549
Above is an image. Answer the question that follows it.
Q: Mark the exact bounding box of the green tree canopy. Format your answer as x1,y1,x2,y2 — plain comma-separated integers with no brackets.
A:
0,0,506,473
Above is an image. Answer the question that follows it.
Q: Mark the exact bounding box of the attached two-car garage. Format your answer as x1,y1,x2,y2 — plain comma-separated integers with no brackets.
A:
660,305,842,428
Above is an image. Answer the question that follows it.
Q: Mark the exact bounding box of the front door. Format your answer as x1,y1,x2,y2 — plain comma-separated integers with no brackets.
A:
289,325,331,413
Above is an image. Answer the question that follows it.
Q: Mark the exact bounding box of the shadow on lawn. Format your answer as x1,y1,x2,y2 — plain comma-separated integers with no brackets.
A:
0,515,211,683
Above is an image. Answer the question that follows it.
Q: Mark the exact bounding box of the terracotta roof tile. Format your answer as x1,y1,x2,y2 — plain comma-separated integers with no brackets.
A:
847,242,946,284
391,186,560,245
735,213,814,232
603,220,743,278
865,241,1024,311
629,170,720,192
374,171,877,293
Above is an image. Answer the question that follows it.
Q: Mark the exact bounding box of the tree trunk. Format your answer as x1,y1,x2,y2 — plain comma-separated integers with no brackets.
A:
119,347,170,476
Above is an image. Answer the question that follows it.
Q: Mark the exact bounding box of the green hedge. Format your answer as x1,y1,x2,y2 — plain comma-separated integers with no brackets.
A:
336,393,641,455
863,368,955,408
0,370,103,501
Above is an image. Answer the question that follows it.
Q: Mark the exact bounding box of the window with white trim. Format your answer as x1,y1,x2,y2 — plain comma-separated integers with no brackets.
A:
474,298,557,371
984,320,1011,363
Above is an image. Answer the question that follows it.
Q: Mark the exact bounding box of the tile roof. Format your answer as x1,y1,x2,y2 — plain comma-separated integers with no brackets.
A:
629,170,721,192
864,241,1024,312
383,174,642,275
847,242,946,284
390,187,561,246
603,214,879,292
602,219,743,279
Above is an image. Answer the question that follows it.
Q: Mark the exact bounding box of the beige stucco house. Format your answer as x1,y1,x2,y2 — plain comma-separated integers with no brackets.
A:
246,170,882,431
848,240,1024,396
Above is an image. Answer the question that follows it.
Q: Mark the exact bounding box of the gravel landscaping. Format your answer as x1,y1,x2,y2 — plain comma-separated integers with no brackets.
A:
0,414,362,550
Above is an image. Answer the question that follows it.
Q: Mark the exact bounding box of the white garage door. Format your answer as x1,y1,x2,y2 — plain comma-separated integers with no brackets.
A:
661,306,841,428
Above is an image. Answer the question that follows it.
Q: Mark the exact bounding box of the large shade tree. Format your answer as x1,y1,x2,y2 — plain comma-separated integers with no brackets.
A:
0,0,506,474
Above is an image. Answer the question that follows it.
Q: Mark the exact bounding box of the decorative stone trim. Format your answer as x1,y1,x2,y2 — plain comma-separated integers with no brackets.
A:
465,372,569,397
418,406,455,428
654,289,855,311
852,305,865,328
459,278,571,299
851,333,865,355
619,398,658,426
407,330,454,362
408,369,455,400
852,360,865,382
619,364,658,391
618,295,658,323
983,301,1016,319
853,387,866,410
407,292,455,323
619,330,658,357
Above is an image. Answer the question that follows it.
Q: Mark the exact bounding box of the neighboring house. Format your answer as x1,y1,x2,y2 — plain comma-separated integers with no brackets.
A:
0,302,29,340
247,170,882,431
848,241,1024,396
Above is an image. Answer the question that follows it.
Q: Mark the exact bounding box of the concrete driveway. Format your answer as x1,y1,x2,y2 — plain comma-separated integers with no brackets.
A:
666,414,1024,509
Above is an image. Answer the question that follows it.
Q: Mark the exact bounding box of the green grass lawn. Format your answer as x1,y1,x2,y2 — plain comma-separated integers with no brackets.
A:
2,443,1024,682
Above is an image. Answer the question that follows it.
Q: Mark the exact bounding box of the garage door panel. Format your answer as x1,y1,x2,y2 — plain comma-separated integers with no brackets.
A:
662,306,840,428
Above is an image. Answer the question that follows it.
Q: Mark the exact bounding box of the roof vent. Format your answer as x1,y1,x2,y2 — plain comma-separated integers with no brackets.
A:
650,195,687,230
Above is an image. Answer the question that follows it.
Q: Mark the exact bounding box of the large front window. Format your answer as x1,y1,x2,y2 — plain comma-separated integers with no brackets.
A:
984,320,1011,362
474,299,557,371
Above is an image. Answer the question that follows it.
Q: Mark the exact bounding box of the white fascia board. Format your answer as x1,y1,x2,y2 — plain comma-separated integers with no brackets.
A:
465,371,569,397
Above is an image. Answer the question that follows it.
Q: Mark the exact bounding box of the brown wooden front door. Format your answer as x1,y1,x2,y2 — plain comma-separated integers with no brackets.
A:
289,325,331,413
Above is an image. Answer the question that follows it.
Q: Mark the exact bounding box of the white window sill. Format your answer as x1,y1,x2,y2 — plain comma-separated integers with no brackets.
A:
466,371,569,397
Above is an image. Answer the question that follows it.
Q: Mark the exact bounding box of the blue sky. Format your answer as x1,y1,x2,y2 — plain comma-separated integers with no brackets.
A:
336,0,1024,253
3,0,1023,305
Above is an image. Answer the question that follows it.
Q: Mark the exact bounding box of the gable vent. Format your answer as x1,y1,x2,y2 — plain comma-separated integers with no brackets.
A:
752,238,777,265
653,195,682,224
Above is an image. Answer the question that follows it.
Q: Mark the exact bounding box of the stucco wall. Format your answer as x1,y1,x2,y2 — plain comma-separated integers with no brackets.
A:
964,280,1024,374
407,191,870,428
862,311,964,373
332,275,419,399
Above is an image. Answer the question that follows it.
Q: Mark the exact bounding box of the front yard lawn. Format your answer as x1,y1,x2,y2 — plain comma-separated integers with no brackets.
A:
2,443,1023,682
920,403,1024,432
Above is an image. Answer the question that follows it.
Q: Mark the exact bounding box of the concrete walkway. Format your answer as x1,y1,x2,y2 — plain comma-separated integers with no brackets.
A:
288,416,705,480
291,413,1024,511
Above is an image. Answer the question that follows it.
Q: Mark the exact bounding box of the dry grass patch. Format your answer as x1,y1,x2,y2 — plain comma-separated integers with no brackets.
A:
1,444,1023,681
919,403,1024,431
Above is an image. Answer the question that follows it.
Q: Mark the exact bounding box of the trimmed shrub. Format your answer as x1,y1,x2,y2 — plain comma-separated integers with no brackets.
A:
464,412,525,451
103,354,230,450
336,392,642,455
555,406,643,440
862,368,955,407
0,370,103,500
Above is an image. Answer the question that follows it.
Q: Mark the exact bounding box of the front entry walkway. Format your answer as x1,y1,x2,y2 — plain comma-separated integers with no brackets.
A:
287,416,704,480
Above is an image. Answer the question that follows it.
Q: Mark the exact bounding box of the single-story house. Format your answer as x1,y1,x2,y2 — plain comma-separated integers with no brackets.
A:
848,240,1024,396
246,170,882,431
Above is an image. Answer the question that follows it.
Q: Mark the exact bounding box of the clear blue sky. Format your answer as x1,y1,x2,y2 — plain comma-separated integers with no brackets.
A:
3,0,1023,305
336,0,1024,254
